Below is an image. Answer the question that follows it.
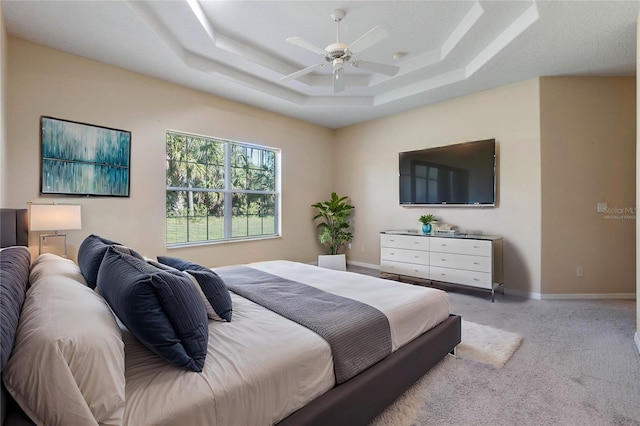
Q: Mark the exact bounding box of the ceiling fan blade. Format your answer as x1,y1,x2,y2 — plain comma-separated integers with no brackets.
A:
333,67,345,93
286,37,329,56
353,60,399,76
346,26,389,54
281,63,325,81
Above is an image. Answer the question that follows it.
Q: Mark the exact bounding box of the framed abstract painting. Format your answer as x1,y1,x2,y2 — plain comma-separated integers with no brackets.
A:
40,116,131,197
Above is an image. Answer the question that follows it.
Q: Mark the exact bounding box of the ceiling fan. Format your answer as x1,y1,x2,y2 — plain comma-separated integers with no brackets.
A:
281,9,400,93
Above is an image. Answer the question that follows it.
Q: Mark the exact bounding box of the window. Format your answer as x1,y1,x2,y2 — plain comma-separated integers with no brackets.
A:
166,131,280,246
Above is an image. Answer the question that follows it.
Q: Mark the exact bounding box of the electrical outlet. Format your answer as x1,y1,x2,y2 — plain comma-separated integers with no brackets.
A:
347,243,351,249
577,266,584,277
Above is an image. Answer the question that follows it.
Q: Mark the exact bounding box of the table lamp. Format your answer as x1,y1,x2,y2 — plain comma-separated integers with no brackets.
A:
29,204,82,257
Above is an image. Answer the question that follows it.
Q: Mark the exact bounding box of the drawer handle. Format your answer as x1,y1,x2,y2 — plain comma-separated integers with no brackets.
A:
414,256,419,259
473,245,480,248
441,258,446,261
474,262,480,265
440,273,446,276
474,278,480,281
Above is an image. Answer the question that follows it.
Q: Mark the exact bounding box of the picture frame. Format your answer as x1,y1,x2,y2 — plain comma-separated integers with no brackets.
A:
40,116,131,197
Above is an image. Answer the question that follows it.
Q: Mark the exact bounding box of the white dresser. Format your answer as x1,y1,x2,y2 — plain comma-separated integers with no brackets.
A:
380,232,504,301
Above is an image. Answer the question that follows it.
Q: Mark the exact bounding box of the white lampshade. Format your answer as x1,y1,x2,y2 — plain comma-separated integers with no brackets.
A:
29,204,82,231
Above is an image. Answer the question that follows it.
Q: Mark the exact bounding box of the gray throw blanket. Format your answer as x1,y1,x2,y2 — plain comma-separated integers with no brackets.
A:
216,266,392,384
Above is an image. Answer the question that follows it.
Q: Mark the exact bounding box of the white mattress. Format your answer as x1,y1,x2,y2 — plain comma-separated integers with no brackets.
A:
122,260,450,426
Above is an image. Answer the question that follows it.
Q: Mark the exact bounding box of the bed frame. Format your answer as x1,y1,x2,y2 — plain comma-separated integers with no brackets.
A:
278,314,460,425
0,208,461,426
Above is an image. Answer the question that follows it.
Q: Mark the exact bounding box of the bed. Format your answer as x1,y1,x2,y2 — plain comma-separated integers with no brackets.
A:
0,208,461,426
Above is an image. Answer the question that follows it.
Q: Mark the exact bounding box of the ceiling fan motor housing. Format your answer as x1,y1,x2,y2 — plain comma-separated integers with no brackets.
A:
325,42,350,61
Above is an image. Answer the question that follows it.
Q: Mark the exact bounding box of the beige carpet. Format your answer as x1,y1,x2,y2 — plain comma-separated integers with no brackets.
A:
369,320,523,426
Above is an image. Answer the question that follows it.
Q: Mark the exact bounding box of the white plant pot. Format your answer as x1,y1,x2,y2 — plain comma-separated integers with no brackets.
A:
317,254,346,271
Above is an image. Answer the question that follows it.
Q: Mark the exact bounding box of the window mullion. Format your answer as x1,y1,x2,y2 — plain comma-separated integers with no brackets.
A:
223,142,233,240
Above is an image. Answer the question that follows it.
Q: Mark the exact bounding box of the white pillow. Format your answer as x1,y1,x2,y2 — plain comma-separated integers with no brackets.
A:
3,258,125,426
30,253,88,287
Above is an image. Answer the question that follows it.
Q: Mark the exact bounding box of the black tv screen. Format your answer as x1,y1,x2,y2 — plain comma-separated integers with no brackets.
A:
399,139,496,206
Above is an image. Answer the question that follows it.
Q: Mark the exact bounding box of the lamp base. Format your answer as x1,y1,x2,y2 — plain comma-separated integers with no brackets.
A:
39,233,67,257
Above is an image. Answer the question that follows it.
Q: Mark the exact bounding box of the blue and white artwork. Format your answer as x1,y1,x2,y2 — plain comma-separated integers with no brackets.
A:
41,117,131,196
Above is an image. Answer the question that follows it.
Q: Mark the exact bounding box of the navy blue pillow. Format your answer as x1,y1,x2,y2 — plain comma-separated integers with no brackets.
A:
184,270,233,322
157,256,209,272
157,256,233,322
98,248,208,372
78,235,118,289
78,234,143,289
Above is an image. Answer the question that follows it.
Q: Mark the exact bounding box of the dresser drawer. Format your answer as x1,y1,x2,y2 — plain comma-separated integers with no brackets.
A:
429,266,493,289
381,234,429,251
380,260,430,279
429,252,492,273
381,247,429,264
430,238,491,256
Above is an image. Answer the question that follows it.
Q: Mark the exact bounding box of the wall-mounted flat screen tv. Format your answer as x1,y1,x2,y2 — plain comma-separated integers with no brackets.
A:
399,138,496,206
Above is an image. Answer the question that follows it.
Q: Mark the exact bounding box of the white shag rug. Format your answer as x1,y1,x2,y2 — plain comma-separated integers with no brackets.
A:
457,320,523,368
369,320,523,426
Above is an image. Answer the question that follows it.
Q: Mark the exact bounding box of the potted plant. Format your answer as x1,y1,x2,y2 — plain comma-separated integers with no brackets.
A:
312,192,354,270
419,214,436,235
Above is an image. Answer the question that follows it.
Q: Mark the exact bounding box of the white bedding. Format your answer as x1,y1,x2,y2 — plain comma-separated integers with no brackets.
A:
123,260,450,426
123,292,334,426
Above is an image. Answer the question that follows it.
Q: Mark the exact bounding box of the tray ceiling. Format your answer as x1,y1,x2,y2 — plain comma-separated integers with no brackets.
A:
3,1,639,129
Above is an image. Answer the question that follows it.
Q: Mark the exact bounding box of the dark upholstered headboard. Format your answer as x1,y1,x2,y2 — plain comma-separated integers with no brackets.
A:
0,209,28,248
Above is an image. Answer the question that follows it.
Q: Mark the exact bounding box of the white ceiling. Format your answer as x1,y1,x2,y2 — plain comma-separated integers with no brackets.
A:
3,0,639,129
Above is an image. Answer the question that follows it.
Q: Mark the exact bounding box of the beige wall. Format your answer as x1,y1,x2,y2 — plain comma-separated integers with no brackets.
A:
636,13,639,350
6,37,334,266
0,3,7,206
334,79,543,296
4,36,637,300
540,77,636,295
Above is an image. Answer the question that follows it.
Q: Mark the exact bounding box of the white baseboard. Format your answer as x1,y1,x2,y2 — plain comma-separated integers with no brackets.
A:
489,288,636,301
346,260,380,270
635,332,640,354
504,288,541,299
540,293,636,300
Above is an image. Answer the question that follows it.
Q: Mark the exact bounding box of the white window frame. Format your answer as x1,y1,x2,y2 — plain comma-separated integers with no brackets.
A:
166,130,281,247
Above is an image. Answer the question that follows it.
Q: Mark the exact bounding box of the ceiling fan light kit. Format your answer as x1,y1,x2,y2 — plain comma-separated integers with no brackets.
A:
282,9,399,93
